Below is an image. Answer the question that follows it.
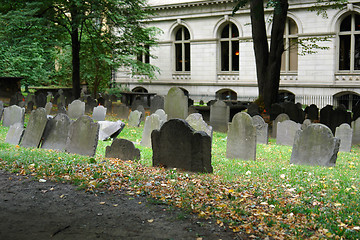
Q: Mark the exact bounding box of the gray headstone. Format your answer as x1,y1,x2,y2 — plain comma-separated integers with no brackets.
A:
128,110,142,127
45,102,53,115
301,119,312,130
67,100,85,119
335,123,352,152
65,115,99,157
105,138,140,161
92,105,107,121
252,115,268,144
154,109,167,125
20,108,48,148
272,113,290,138
152,119,213,173
164,87,188,119
5,122,24,145
136,105,146,122
352,118,360,145
276,120,301,146
210,100,230,133
41,113,72,151
226,112,256,161
2,105,25,127
186,113,213,139
98,120,125,141
115,104,130,120
150,95,165,114
140,114,162,147
290,124,340,167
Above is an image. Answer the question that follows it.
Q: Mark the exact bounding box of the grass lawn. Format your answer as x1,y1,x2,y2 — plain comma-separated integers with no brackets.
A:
0,113,359,239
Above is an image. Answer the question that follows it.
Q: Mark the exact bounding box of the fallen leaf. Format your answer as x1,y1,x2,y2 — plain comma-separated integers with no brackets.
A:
147,219,154,223
99,202,105,205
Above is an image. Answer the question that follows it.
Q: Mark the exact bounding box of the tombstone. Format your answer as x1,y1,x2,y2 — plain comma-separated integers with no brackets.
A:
247,103,260,117
290,124,340,167
185,113,213,139
46,92,53,103
85,96,98,114
0,101,3,122
352,118,360,145
67,100,85,119
152,119,213,173
305,104,319,121
58,92,66,108
150,95,165,114
136,105,146,122
5,122,24,145
140,114,162,147
154,109,168,125
252,115,268,144
131,99,146,111
25,94,35,106
226,112,257,161
65,115,99,157
302,119,312,130
98,120,125,141
335,123,352,152
105,138,140,161
10,92,24,106
20,108,48,148
128,110,142,127
92,105,107,121
333,105,351,133
164,87,188,119
282,102,305,123
272,113,290,138
115,104,130,120
45,102,53,115
320,105,334,132
210,100,230,133
269,103,284,121
35,93,47,108
2,105,25,127
276,120,301,146
26,101,34,113
41,113,72,151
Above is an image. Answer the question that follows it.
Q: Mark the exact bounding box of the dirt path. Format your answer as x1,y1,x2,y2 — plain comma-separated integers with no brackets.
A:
0,170,242,240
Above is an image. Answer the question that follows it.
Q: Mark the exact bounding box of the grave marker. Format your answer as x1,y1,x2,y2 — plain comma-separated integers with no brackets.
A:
164,87,188,119
105,138,140,161
41,113,72,151
21,108,48,148
335,123,352,152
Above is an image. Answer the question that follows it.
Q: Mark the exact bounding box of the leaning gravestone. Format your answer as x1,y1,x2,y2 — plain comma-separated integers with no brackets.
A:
136,105,146,122
0,101,3,122
252,115,268,144
45,102,53,115
2,105,25,127
164,87,188,119
20,108,48,148
65,115,99,157
41,113,72,151
5,122,24,145
210,100,230,133
335,123,353,152
67,100,85,119
226,112,256,161
105,138,140,161
128,110,142,127
352,118,360,145
185,113,213,139
272,113,290,138
140,114,162,147
290,124,340,167
276,120,301,146
98,120,125,141
154,109,167,125
92,105,107,121
150,95,165,114
152,119,213,173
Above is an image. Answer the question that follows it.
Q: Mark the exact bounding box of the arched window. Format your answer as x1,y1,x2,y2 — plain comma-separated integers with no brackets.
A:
174,26,190,72
220,23,239,72
281,18,298,72
338,13,360,71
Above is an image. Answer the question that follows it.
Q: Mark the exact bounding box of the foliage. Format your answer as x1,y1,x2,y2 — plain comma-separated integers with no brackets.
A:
105,84,130,98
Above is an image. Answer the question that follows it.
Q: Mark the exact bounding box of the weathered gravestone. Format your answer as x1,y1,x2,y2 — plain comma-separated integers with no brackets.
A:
305,104,319,121
152,119,213,173
0,101,3,122
105,138,140,161
276,120,301,146
302,119,312,130
67,100,85,119
92,105,107,121
335,123,353,152
5,122,24,145
282,102,305,123
150,95,165,114
136,105,146,122
252,115,268,144
226,112,256,161
186,113,213,139
352,118,360,145
115,104,130,120
98,120,125,141
140,114,162,147
154,109,167,124
290,124,340,167
128,110,142,127
164,87,188,119
35,93,47,108
45,102,53,115
65,115,99,157
21,108,48,148
2,105,25,127
210,100,230,133
41,113,72,151
272,113,290,138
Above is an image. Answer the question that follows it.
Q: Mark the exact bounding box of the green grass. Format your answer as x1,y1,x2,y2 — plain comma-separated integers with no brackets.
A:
1,114,360,239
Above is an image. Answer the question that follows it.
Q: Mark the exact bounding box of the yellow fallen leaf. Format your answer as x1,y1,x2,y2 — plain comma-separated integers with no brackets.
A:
147,219,154,223
99,202,105,205
113,204,118,207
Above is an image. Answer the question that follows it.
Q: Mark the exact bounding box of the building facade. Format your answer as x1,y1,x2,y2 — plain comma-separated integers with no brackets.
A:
115,0,360,109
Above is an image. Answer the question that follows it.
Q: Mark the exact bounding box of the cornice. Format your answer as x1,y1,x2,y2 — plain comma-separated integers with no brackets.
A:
150,0,235,10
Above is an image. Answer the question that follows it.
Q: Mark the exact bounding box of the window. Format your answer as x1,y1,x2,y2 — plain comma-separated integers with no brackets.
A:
174,26,190,72
281,18,298,72
339,13,360,71
220,23,239,72
137,45,150,64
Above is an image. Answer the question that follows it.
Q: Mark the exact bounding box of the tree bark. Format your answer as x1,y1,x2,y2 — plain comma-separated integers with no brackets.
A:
70,5,81,99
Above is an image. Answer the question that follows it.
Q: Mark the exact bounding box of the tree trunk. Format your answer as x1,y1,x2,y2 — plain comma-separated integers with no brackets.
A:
70,5,81,99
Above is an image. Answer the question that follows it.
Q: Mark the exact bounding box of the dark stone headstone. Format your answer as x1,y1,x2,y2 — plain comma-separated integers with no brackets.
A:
152,119,213,173
2,105,25,127
65,115,99,157
98,120,125,141
320,105,334,132
335,123,352,152
150,95,165,114
26,101,34,113
269,103,284,121
210,100,230,133
35,93,47,108
85,96,98,114
305,104,319,121
20,108,48,148
247,103,260,117
41,113,72,151
105,138,140,161
5,122,24,145
282,102,305,123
